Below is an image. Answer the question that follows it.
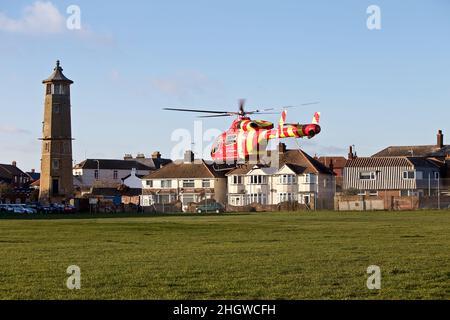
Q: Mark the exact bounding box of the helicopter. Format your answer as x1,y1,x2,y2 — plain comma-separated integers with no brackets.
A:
164,99,321,165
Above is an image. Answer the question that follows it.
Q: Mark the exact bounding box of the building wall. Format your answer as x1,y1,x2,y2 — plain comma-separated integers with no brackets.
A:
39,88,73,204
73,168,150,187
344,166,440,192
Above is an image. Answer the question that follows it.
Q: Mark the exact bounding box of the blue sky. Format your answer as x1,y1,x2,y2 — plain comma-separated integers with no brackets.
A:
0,0,449,171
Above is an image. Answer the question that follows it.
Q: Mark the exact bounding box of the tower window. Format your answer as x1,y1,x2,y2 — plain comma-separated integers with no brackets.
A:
52,159,60,170
113,170,118,180
46,84,52,95
54,105,60,114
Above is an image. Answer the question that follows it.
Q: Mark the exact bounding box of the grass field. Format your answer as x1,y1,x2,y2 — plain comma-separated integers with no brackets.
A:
0,210,449,300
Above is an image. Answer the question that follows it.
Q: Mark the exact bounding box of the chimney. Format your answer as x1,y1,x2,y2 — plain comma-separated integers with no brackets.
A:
151,151,161,159
12,161,17,167
136,153,145,159
329,158,334,173
184,150,194,163
437,130,444,149
348,146,354,160
124,154,133,160
278,143,287,154
31,169,35,173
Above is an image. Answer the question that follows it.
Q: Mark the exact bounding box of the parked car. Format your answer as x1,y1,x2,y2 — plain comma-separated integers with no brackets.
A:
196,202,225,214
17,204,37,214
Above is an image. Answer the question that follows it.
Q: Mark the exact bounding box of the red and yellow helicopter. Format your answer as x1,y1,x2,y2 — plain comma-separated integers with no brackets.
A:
164,100,321,164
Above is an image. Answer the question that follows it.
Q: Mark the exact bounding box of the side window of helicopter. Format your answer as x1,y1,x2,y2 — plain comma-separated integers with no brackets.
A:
212,139,222,153
225,134,237,145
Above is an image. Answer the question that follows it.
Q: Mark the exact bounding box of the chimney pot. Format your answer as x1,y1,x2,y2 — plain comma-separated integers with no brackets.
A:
12,161,17,167
437,130,444,149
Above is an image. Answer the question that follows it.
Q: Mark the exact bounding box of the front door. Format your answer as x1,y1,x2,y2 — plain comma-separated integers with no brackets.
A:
52,179,59,195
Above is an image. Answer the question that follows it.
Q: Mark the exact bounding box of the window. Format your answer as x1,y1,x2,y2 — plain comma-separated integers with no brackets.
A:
232,176,243,184
304,174,317,184
183,179,195,188
279,174,295,185
46,84,52,95
402,171,415,180
358,190,366,196
161,180,172,188
54,84,62,94
182,194,195,205
434,172,440,180
52,159,60,170
360,172,376,180
62,142,70,154
248,193,266,204
94,170,99,179
202,179,211,188
113,170,118,180
278,193,294,202
225,134,237,145
145,180,153,187
249,175,266,185
369,190,378,196
54,105,60,114
45,142,49,152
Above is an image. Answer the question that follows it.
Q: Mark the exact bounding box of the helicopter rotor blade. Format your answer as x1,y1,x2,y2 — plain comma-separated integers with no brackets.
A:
163,107,234,114
197,114,234,118
282,101,320,109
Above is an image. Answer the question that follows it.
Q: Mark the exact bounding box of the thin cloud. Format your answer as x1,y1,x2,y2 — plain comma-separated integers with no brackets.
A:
0,1,65,34
150,71,222,101
0,125,31,135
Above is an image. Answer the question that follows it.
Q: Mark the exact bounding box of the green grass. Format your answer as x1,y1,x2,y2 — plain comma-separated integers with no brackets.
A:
0,210,449,300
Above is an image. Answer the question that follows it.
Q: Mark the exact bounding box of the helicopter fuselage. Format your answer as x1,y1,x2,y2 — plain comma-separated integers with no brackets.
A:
211,116,321,163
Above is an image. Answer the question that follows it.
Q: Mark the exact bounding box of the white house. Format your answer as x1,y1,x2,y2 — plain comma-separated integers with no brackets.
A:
226,144,335,209
73,158,154,188
122,168,145,189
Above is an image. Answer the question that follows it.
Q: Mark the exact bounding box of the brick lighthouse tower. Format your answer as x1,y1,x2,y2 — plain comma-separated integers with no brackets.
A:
39,60,74,204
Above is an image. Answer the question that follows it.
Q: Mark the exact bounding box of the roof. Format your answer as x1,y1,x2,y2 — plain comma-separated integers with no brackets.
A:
0,164,27,180
318,156,347,169
372,145,450,158
26,171,40,181
74,159,153,171
346,157,440,168
42,60,73,84
226,148,334,176
122,173,145,181
143,160,226,179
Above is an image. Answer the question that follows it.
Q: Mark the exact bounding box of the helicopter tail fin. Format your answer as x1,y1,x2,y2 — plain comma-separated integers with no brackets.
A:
278,110,287,130
312,112,321,125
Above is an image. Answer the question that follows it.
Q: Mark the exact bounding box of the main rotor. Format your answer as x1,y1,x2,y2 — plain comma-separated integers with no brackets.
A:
163,99,319,119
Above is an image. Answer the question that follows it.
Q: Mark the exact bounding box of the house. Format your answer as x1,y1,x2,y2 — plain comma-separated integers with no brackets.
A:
372,130,449,159
317,156,347,177
343,157,441,197
0,161,31,188
121,168,145,189
140,151,227,211
226,144,335,209
73,158,155,188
